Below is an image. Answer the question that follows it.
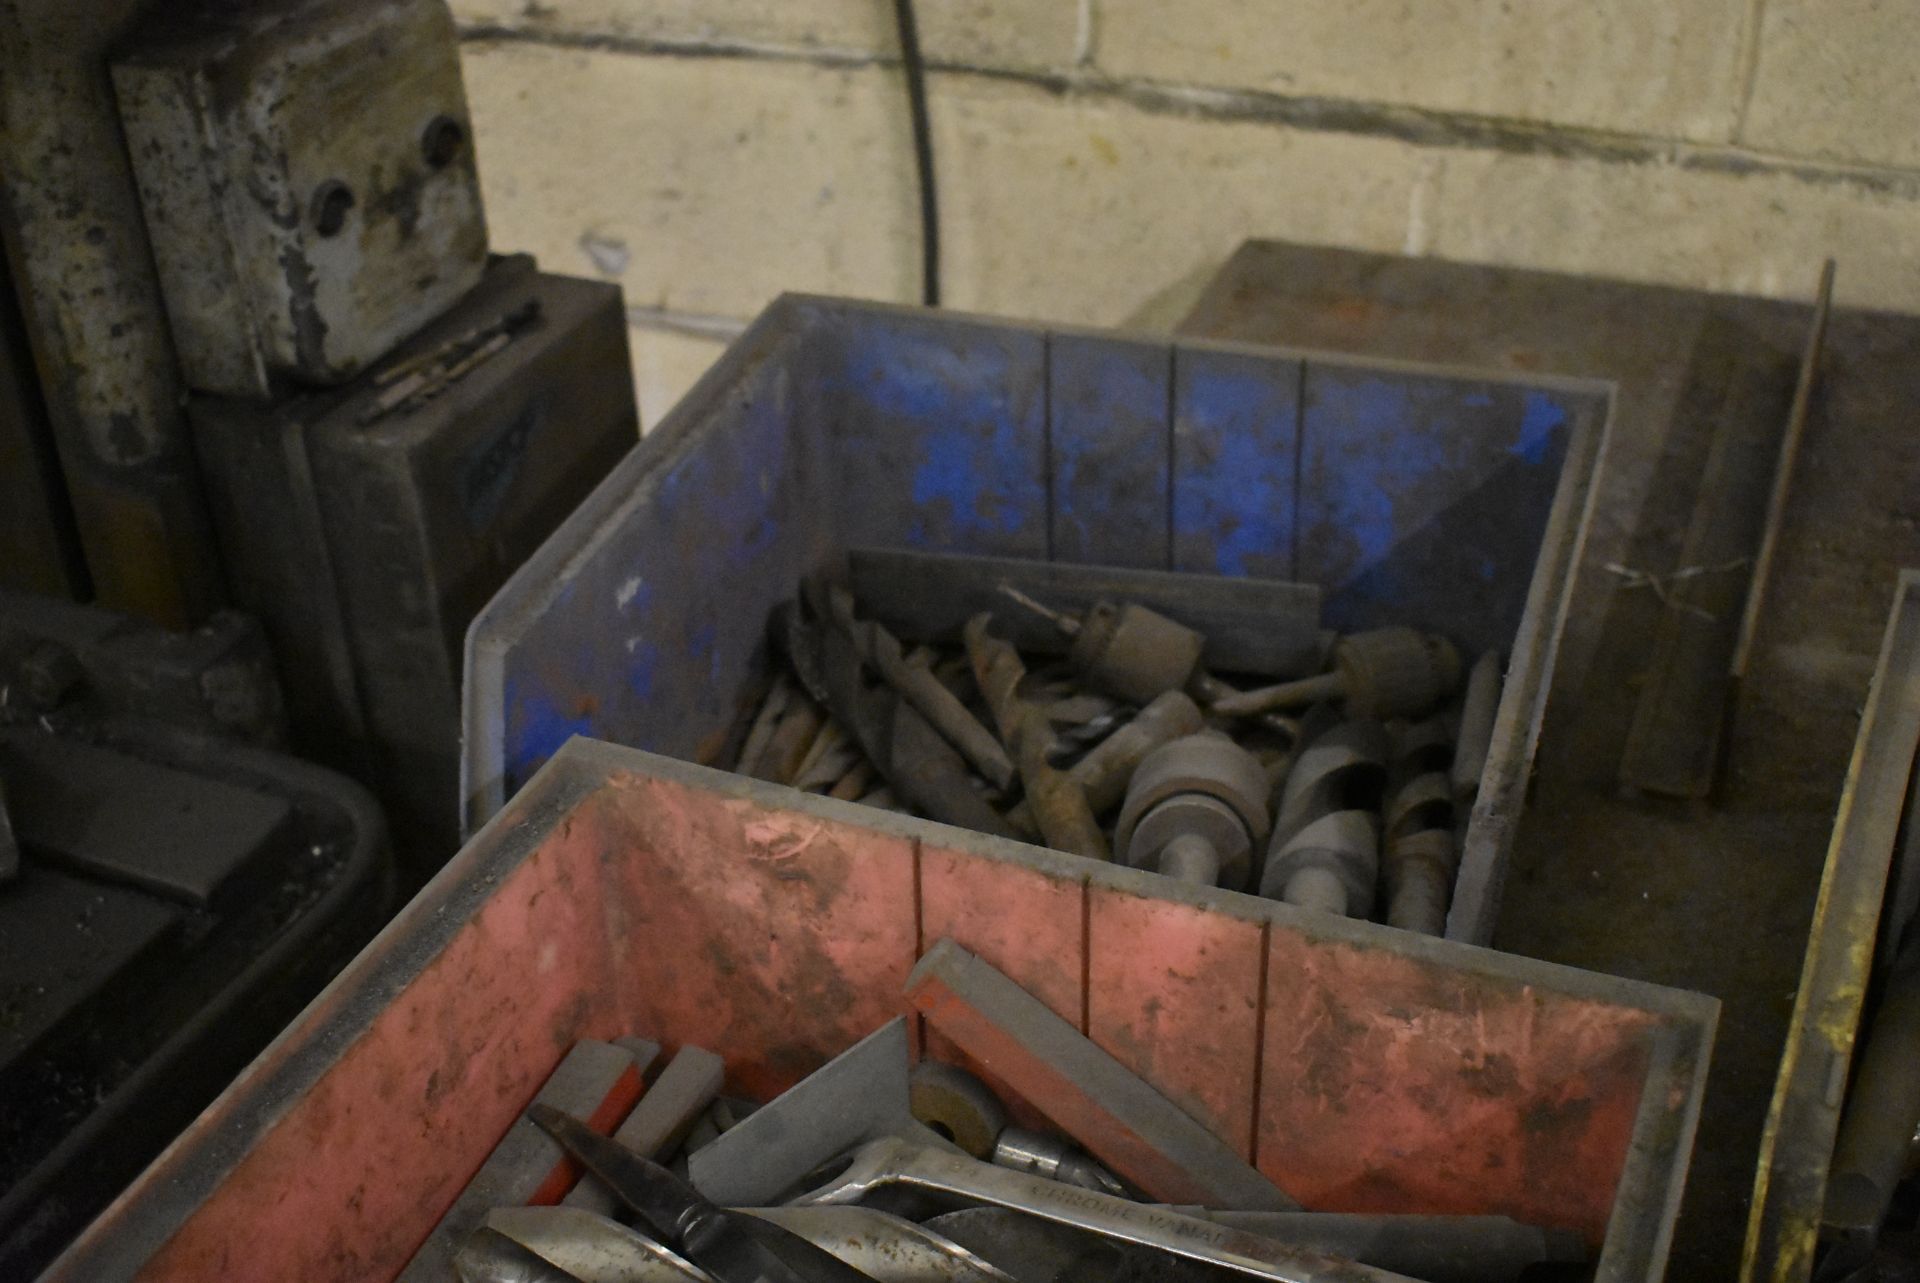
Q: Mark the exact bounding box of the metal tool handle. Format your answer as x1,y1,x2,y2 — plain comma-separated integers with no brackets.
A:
1210,671,1343,718
795,1137,1422,1283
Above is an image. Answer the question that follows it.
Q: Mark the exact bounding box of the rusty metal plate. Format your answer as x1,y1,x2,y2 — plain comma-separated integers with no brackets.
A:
112,0,487,395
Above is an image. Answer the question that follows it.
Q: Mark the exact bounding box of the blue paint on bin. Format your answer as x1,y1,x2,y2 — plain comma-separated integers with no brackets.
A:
464,298,1607,948
825,315,1048,557
1512,392,1567,465
1171,348,1300,581
911,430,1026,538
505,680,597,785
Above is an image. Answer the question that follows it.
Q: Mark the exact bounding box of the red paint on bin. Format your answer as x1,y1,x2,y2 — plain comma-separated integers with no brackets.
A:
53,745,1708,1283
138,809,639,1282
1258,928,1656,1242
918,841,1086,1021
591,773,921,1101
917,839,1090,1133
1087,881,1266,1162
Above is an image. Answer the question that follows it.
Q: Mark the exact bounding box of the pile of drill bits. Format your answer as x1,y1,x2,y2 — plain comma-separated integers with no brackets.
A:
726,565,1501,937
427,942,1587,1283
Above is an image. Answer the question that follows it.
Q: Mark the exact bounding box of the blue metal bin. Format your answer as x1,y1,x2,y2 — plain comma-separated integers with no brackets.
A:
462,296,1610,944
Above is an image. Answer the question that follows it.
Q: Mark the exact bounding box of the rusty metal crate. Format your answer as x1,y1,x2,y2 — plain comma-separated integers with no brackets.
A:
50,739,1717,1281
462,295,1612,945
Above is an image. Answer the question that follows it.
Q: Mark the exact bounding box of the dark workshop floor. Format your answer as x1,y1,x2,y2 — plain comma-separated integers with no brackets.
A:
1177,241,1920,1276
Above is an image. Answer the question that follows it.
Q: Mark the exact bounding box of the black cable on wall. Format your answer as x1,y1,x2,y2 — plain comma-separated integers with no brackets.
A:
892,0,940,306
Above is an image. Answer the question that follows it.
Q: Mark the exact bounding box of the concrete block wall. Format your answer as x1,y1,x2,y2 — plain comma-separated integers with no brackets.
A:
453,0,1920,428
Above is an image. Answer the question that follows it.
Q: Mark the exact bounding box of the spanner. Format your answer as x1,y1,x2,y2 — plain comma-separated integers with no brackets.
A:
793,1136,1422,1283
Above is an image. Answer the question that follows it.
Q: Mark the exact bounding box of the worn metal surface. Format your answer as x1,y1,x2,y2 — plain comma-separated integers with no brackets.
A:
1616,315,1801,798
1070,599,1207,704
52,741,1720,1283
990,1126,1127,1195
916,833,1090,1114
1743,571,1920,1283
1048,332,1171,568
1298,363,1579,654
931,1205,1584,1283
0,719,390,1278
1170,344,1301,582
1261,809,1379,915
1822,934,1920,1267
0,861,181,1084
0,587,285,744
1382,823,1455,936
453,1227,587,1283
829,585,1013,790
810,607,1016,839
468,314,822,827
195,256,634,872
0,733,295,909
48,741,1716,1281
0,0,222,627
747,1206,1018,1283
498,1204,1020,1283
464,298,1604,956
0,777,15,883
0,244,85,598
963,613,1107,860
397,1042,648,1283
483,1206,708,1281
1114,733,1268,889
566,1045,722,1216
909,937,1294,1211
1731,260,1838,690
1072,690,1206,816
689,1019,954,1208
1275,720,1389,820
797,1136,1418,1283
528,1104,877,1283
1450,650,1502,807
111,0,487,395
1177,238,1920,1277
824,310,1051,559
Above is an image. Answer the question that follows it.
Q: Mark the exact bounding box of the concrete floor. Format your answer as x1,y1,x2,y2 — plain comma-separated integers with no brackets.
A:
1178,241,1920,1276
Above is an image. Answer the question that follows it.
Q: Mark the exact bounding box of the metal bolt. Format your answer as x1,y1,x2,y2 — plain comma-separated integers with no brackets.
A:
422,114,466,168
310,180,355,236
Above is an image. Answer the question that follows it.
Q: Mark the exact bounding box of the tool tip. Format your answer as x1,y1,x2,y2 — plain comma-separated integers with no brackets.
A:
994,583,1077,634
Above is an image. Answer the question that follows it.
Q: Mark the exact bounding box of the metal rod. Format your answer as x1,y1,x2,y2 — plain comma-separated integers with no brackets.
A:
1730,258,1836,682
994,583,1080,636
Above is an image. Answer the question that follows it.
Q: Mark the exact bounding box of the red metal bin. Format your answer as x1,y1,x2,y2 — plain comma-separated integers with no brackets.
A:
51,738,1716,1282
